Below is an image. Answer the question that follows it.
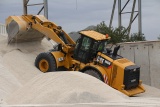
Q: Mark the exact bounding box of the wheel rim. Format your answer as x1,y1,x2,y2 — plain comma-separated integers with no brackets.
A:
39,59,49,73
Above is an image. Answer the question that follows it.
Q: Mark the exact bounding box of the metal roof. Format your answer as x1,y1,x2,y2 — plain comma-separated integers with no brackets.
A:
79,30,110,41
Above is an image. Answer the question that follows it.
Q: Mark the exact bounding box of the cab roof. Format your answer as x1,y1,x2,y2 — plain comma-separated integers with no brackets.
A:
79,30,110,41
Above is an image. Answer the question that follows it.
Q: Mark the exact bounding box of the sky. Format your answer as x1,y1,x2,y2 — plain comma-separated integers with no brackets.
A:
0,0,160,40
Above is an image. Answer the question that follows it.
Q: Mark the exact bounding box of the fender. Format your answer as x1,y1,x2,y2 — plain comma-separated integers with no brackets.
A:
50,51,65,68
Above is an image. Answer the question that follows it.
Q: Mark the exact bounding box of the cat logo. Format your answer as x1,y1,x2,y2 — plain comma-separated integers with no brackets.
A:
96,56,111,67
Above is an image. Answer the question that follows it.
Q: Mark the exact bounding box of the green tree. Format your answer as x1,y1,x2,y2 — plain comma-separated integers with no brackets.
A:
95,21,146,44
129,33,146,42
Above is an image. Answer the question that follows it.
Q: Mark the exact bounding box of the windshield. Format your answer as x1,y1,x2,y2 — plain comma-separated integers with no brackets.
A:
93,40,108,52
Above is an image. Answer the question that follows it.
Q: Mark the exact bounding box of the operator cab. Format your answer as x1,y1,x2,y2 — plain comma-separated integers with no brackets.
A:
73,30,110,63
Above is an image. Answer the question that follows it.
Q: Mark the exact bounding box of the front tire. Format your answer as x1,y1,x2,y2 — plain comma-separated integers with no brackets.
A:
84,69,103,81
35,52,56,73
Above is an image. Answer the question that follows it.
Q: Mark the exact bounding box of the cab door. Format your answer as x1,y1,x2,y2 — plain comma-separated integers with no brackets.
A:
73,36,92,63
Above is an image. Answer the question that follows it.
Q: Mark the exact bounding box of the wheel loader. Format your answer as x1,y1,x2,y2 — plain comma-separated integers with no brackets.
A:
6,15,145,96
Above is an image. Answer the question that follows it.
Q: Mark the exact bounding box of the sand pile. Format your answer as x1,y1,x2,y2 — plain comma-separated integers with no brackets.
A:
0,35,160,106
6,72,126,104
0,36,53,104
0,36,54,85
0,56,21,104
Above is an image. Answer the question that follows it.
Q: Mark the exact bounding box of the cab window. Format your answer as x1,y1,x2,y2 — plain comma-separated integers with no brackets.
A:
80,36,92,51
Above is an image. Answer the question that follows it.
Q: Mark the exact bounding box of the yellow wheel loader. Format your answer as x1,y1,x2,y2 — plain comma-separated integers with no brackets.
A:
6,15,145,96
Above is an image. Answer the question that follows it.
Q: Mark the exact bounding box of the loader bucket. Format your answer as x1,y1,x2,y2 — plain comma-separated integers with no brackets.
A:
6,16,45,43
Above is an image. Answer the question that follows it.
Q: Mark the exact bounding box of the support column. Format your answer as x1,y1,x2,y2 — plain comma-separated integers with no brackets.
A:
138,0,142,35
44,0,48,19
23,0,28,15
118,0,122,28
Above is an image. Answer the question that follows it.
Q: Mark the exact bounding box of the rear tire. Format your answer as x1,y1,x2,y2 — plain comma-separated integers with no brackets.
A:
84,69,103,81
35,52,56,73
